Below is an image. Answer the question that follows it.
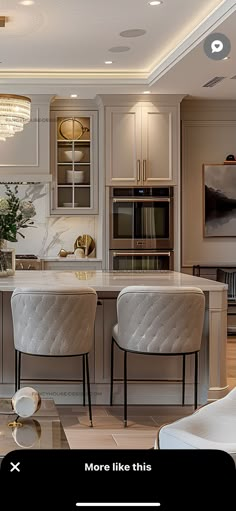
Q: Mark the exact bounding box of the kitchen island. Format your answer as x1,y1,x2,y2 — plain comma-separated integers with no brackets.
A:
0,270,228,405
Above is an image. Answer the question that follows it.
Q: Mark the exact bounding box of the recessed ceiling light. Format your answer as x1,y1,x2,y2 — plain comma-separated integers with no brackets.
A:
109,46,130,53
148,1,163,5
105,60,113,65
120,29,146,38
19,0,35,5
143,91,151,94
70,94,78,98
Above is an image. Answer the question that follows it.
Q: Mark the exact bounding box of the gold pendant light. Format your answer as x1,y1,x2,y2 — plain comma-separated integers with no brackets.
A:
0,94,31,142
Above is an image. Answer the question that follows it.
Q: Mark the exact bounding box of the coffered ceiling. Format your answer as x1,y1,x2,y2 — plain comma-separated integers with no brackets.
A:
0,0,236,98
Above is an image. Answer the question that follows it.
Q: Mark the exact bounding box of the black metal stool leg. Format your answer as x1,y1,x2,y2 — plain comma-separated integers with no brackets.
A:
17,351,21,391
110,337,114,406
82,354,85,406
15,350,18,392
182,354,186,406
85,353,93,427
124,350,127,427
194,352,198,410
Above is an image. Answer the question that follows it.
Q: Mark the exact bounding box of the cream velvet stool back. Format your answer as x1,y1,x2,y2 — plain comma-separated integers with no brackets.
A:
110,286,205,426
11,287,97,426
157,387,236,465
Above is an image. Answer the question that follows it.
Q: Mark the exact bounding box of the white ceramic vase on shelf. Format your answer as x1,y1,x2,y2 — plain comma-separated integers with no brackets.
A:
0,239,15,277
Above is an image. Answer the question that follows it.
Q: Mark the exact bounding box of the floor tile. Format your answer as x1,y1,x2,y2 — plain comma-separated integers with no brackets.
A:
65,430,118,449
55,341,236,449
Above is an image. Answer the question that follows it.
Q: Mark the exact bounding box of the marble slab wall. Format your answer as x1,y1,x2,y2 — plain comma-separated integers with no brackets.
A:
0,184,98,257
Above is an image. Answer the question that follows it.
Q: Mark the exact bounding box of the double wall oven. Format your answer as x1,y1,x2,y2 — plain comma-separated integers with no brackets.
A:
109,187,174,271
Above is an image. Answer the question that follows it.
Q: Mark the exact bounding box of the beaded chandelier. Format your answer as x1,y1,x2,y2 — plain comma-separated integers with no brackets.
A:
0,94,31,141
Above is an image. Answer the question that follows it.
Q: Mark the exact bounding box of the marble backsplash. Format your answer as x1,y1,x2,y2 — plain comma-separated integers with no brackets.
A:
0,183,98,257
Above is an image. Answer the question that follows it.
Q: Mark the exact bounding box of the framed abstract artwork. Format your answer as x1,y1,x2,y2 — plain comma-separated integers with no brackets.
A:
203,164,236,237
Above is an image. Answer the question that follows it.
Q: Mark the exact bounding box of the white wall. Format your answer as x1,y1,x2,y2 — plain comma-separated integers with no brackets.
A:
181,100,236,272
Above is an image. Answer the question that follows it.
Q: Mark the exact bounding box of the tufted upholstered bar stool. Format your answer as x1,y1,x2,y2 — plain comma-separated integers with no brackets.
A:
11,287,97,426
110,286,205,426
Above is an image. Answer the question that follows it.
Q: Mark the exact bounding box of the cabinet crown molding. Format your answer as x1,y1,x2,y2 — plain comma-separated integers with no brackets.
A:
98,94,185,107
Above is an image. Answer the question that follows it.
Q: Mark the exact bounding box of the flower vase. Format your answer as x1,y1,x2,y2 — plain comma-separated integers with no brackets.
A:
0,240,15,277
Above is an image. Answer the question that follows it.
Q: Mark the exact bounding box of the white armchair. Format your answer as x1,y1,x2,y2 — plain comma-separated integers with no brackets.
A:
157,386,236,464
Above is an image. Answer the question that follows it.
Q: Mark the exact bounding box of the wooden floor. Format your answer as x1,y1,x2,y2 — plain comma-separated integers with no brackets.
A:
58,340,236,449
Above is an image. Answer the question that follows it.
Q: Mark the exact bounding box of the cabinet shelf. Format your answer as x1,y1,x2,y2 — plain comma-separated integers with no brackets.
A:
57,140,90,144
57,184,91,188
57,162,90,166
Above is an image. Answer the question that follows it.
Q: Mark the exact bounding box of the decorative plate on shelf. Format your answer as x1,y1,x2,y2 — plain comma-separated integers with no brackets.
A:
58,118,90,140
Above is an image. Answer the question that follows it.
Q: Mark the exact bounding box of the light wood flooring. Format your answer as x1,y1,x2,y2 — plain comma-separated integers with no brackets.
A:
58,339,236,450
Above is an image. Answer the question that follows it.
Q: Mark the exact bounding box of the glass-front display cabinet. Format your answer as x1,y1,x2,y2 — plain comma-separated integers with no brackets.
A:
50,110,98,214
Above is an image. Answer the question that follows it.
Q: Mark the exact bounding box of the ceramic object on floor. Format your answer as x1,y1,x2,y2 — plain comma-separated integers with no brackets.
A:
12,387,41,418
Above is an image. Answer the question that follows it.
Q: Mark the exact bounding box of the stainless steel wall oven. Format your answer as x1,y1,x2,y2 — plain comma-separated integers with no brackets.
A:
109,187,174,270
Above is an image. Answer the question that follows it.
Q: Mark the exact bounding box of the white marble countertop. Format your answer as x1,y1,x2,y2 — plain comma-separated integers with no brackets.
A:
0,270,228,292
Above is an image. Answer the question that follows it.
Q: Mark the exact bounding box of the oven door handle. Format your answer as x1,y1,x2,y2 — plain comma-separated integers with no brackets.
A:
112,198,170,203
112,252,171,257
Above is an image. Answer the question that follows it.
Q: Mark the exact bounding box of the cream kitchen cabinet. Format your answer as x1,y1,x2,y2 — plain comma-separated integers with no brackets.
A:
50,109,98,214
105,104,178,185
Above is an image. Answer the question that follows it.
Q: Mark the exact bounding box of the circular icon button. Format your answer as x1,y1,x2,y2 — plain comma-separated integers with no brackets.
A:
203,32,231,60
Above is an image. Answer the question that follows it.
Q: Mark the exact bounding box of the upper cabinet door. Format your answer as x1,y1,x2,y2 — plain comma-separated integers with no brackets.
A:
105,104,178,186
51,110,98,215
106,106,142,185
141,106,178,184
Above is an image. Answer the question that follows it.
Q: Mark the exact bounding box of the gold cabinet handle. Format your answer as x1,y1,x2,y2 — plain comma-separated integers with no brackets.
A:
143,159,147,182
137,160,141,182
113,251,171,256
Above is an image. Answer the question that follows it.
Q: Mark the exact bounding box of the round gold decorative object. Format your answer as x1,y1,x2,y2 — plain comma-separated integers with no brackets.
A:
74,234,95,256
59,118,90,140
58,249,74,257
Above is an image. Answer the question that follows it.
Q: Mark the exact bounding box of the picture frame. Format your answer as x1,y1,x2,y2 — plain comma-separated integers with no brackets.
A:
203,163,236,237
0,247,15,276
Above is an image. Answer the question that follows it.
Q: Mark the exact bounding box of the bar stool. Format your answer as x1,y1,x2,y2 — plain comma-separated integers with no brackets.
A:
110,286,205,426
11,287,97,426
